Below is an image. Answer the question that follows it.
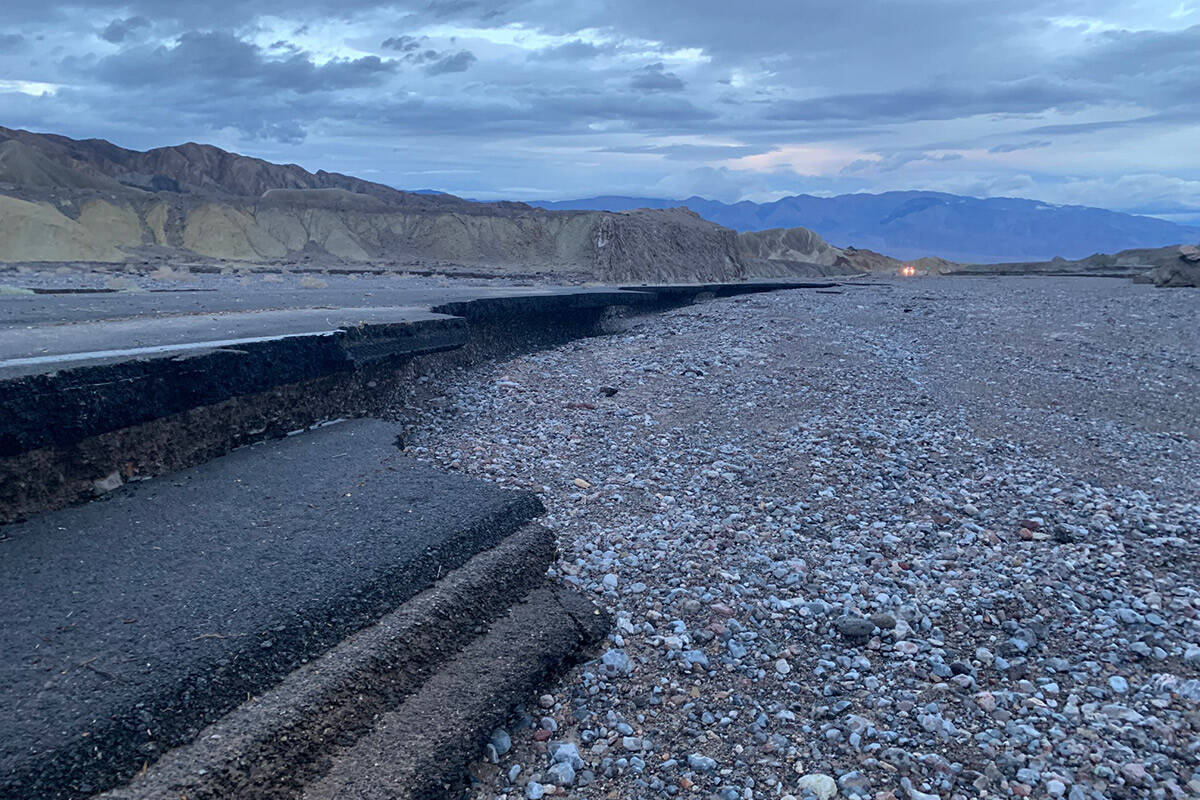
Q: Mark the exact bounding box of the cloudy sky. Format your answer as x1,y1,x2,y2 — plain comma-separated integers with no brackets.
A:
2,1,1198,221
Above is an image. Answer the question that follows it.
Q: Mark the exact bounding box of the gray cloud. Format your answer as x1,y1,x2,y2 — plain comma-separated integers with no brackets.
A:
770,79,1097,123
91,31,396,93
988,140,1051,153
599,143,771,161
99,16,150,43
424,0,483,18
530,39,607,61
1069,24,1200,80
841,151,964,174
424,49,476,75
630,63,684,93
381,35,422,53
0,33,25,49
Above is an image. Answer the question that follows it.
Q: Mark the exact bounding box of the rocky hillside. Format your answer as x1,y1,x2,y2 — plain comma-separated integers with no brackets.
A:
736,227,955,275
0,127,848,282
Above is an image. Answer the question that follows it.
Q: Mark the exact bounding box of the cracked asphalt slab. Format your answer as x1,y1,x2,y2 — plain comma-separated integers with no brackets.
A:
0,419,543,800
400,277,1199,800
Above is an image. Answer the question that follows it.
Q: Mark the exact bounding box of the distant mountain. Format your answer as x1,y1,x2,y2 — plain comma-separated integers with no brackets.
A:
532,192,1200,263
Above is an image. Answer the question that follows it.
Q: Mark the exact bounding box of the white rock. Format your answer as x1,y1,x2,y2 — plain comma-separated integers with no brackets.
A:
795,773,838,800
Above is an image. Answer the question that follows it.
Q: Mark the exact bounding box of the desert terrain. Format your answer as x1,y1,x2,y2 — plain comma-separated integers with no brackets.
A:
394,277,1200,800
2,127,1197,800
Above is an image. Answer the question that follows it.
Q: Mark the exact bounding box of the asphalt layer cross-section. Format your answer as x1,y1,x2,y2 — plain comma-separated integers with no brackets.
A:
0,419,544,800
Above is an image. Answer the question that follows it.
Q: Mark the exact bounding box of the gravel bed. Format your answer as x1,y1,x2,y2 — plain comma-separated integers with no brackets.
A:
401,277,1199,800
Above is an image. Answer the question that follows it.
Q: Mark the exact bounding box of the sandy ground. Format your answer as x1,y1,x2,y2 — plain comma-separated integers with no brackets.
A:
401,277,1198,800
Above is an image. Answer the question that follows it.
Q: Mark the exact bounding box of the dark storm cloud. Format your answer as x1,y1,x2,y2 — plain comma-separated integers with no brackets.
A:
423,49,476,75
99,16,150,44
630,63,684,93
91,31,396,93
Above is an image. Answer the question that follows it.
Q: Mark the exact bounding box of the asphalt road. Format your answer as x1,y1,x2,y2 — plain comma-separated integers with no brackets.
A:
0,306,460,378
0,274,635,327
0,271,832,367
0,419,544,800
0,278,621,354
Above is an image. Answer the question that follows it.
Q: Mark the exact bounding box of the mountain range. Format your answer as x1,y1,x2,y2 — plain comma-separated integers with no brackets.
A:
531,193,1200,264
2,126,1194,283
0,127,872,280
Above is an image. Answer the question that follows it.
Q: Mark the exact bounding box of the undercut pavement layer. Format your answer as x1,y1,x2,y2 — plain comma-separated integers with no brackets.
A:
96,527,604,800
301,586,608,800
0,419,545,800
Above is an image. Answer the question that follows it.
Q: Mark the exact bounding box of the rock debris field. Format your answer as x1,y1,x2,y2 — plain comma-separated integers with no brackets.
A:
402,277,1199,800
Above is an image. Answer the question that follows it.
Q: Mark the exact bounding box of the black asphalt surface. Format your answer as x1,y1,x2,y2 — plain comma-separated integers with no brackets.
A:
0,306,458,378
0,280,646,330
0,419,544,800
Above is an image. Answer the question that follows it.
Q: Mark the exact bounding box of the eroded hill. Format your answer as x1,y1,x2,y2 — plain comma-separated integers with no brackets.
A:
0,127,859,282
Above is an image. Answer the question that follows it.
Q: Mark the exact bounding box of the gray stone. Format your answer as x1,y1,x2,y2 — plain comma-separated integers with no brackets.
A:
490,728,511,758
551,741,584,768
546,761,576,787
834,615,875,641
868,612,896,630
599,648,633,677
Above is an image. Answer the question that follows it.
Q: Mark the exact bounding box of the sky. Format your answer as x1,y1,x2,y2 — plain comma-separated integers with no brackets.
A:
2,1,1199,222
